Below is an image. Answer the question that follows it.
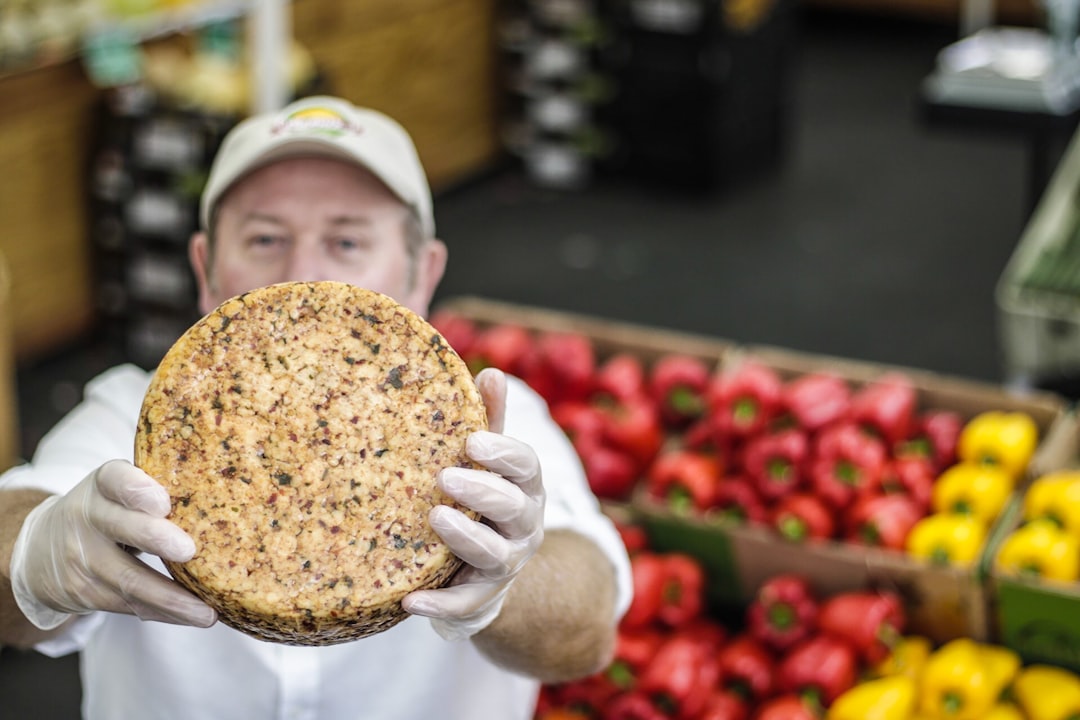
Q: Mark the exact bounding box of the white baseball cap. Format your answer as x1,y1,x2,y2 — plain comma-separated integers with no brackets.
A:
199,95,435,236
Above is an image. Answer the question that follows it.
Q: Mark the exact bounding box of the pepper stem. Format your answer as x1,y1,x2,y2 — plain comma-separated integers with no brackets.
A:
942,691,964,715
669,387,705,418
767,602,797,631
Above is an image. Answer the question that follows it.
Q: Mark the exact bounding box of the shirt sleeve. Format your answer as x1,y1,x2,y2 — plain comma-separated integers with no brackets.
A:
502,376,633,620
0,364,151,496
1,364,151,657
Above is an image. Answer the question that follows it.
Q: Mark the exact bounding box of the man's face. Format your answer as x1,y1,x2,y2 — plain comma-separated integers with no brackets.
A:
190,156,446,317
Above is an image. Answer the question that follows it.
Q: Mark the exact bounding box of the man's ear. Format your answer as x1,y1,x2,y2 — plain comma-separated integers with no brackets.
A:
189,231,216,316
412,238,448,316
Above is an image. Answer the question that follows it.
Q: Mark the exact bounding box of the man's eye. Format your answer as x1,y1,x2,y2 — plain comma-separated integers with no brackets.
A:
249,234,284,249
333,237,360,251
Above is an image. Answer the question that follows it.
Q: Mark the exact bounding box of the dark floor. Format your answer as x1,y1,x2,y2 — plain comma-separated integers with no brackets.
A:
1,8,1068,717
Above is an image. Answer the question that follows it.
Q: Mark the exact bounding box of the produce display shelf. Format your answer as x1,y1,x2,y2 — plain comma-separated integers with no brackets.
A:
997,122,1080,385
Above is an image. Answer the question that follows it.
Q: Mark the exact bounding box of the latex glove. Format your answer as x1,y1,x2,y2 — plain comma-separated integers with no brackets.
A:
9,460,218,630
402,368,545,641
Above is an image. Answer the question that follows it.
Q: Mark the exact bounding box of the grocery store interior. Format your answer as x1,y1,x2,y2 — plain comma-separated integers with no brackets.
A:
3,0,1080,716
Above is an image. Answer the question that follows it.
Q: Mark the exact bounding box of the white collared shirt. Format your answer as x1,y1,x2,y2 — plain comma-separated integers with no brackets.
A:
3,365,632,720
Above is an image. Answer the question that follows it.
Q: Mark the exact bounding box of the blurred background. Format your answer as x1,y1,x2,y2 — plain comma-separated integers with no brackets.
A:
1,0,1080,715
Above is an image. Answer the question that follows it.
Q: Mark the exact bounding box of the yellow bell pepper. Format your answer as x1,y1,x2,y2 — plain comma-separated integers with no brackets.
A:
826,675,915,720
983,703,1028,720
906,513,986,566
1024,471,1080,533
1013,663,1080,720
918,638,1020,720
931,462,1013,526
957,411,1038,479
995,518,1080,582
875,635,932,683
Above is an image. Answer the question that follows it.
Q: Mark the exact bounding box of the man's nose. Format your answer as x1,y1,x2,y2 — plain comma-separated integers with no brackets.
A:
283,246,330,283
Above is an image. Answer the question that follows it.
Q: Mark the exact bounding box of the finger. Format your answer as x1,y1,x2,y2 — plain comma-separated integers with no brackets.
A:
475,368,506,434
87,549,217,627
439,467,541,539
402,572,507,619
465,432,544,503
94,460,172,517
89,497,197,562
428,505,528,576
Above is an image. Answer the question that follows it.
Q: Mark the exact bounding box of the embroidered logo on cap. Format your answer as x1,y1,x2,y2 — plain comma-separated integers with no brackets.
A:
271,107,362,137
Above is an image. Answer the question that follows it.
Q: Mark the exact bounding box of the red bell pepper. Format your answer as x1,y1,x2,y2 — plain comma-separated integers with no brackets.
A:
751,694,823,720
717,632,776,702
712,476,768,525
865,455,935,512
615,521,651,556
683,415,724,454
808,423,887,510
622,552,668,630
781,372,852,433
771,493,836,542
709,360,784,440
743,428,809,501
746,574,819,652
650,354,711,428
895,409,963,473
533,683,560,717
622,552,706,631
845,492,924,551
699,690,751,720
656,553,706,628
465,323,534,377
574,435,639,501
428,309,479,357
604,691,668,720
848,373,917,446
593,353,649,404
551,401,607,446
676,616,727,652
521,331,596,406
536,709,593,720
777,634,859,707
598,395,665,470
553,673,620,718
647,449,724,513
609,627,666,690
639,634,722,718
816,589,905,665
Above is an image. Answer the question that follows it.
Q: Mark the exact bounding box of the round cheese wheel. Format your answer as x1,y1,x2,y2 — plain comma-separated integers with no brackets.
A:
134,281,486,645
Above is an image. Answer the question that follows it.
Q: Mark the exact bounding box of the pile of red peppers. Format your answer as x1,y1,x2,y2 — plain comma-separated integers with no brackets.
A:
431,310,967,551
536,535,907,720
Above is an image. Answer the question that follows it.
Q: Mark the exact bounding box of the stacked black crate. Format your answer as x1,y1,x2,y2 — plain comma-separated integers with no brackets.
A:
89,85,237,369
606,0,794,191
496,0,620,189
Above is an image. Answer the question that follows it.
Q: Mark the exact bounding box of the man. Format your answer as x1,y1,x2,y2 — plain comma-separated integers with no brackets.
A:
0,96,631,719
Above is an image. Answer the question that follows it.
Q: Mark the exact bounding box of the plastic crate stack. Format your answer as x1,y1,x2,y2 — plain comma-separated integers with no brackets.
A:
496,0,621,189
606,0,794,191
89,85,238,369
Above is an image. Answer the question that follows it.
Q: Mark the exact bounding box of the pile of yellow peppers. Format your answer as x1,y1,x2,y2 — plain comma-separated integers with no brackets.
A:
827,636,1080,720
905,411,1039,567
995,470,1080,582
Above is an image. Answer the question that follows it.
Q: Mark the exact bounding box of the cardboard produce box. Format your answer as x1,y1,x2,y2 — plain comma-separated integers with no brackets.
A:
987,410,1080,671
638,344,1067,644
433,295,735,367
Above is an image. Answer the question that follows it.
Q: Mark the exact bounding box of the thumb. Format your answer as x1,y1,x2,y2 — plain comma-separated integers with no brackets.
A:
475,368,506,434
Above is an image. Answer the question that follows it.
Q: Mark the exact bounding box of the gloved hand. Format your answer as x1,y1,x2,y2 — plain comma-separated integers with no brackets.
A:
9,460,218,630
402,368,545,641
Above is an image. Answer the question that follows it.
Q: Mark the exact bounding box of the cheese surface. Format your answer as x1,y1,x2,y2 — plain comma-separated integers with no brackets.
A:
135,281,486,645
